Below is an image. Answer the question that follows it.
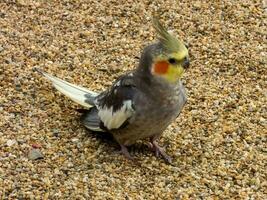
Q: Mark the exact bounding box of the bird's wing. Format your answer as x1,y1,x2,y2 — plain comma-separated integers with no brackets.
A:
79,107,106,132
95,73,136,131
36,68,98,108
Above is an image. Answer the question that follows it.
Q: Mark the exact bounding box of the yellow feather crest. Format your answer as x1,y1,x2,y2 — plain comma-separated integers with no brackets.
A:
152,17,187,54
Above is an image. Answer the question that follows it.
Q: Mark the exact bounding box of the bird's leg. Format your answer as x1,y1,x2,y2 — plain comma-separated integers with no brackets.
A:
150,137,172,164
119,144,133,160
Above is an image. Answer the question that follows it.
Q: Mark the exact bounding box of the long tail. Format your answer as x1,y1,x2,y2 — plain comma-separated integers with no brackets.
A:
35,68,98,108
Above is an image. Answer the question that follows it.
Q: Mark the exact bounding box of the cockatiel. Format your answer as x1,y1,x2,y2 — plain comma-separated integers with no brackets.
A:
36,18,189,163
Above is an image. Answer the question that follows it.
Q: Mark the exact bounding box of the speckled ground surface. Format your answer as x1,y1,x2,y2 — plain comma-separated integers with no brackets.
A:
0,0,266,199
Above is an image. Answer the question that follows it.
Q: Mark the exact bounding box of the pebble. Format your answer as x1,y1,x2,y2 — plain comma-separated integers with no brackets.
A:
28,149,44,160
6,139,17,147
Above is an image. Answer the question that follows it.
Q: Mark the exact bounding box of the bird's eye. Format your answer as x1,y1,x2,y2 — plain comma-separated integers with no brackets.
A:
168,58,177,64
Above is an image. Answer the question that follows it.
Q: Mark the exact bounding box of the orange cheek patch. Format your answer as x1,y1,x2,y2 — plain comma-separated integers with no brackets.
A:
153,61,169,74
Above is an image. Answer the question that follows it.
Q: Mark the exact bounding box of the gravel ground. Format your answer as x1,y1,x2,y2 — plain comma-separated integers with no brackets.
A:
0,0,266,199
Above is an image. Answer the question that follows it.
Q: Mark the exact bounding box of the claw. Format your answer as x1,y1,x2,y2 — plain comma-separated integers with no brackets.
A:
119,144,134,160
150,140,172,164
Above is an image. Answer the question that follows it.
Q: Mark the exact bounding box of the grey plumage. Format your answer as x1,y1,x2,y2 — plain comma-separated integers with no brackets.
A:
80,107,104,132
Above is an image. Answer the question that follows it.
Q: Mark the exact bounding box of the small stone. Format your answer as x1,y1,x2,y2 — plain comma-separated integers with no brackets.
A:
52,129,60,137
28,149,44,160
43,177,51,186
31,143,42,149
54,168,60,175
71,138,79,142
6,139,17,147
17,139,25,145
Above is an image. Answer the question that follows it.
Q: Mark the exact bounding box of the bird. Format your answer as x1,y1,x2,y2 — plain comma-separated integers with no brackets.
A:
36,17,190,163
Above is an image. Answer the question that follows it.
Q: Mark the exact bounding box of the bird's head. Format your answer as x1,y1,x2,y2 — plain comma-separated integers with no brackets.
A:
138,18,189,83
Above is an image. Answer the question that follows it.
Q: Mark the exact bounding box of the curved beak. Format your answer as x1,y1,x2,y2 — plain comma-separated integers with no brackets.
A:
182,58,190,69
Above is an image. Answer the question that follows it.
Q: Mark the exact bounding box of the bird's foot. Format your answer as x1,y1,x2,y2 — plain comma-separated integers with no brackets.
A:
119,144,134,160
149,141,172,164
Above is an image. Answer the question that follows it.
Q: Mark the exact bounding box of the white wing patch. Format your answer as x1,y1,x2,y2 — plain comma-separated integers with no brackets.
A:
98,100,134,130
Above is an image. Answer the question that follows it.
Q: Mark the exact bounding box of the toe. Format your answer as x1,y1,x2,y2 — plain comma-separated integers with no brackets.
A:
120,144,134,160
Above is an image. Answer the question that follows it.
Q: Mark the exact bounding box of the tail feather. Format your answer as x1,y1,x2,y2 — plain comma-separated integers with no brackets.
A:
35,68,98,108
81,107,105,132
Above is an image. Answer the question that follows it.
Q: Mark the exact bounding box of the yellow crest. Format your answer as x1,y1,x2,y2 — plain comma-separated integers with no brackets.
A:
152,17,188,55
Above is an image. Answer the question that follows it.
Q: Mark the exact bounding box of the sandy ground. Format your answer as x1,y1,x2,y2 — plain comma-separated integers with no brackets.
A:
0,0,266,199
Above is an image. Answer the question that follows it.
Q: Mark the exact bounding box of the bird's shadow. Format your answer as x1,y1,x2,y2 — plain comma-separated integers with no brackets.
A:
82,130,151,157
